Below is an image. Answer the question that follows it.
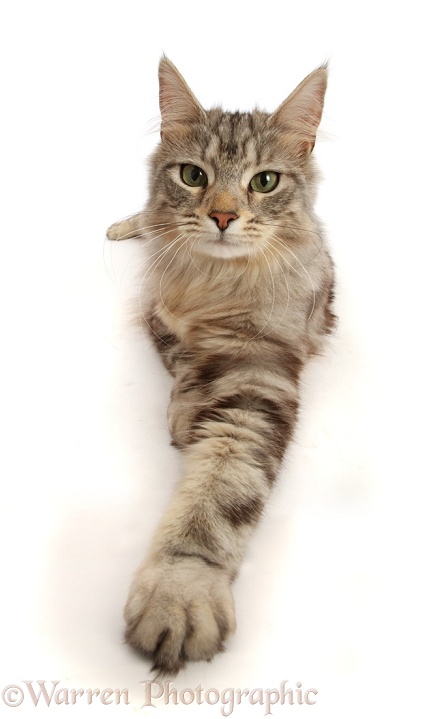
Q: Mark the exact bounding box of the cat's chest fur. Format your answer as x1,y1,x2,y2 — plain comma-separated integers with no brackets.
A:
148,253,310,350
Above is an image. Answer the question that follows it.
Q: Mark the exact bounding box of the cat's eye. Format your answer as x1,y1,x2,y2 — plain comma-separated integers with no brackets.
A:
250,171,279,193
181,164,208,188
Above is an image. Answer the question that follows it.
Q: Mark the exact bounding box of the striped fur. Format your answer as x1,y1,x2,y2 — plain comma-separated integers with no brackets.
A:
107,57,335,676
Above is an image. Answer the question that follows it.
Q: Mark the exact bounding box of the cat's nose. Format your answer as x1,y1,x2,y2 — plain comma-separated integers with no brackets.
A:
209,211,239,231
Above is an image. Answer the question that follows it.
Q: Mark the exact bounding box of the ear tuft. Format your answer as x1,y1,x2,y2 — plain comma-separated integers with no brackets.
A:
158,56,205,140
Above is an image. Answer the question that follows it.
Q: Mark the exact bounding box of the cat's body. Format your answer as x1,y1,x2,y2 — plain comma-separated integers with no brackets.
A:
107,58,335,676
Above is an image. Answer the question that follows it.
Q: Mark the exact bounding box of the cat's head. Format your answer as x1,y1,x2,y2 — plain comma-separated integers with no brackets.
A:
146,57,327,261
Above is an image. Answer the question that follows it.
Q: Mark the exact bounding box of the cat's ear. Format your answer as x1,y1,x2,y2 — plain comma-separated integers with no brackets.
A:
158,57,206,141
269,66,327,157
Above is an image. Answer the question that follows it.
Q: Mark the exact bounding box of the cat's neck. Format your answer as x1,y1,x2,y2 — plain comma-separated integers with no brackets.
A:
149,244,288,293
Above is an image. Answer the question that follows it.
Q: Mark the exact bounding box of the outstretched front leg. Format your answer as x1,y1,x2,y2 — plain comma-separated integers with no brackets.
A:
124,345,302,675
106,212,144,241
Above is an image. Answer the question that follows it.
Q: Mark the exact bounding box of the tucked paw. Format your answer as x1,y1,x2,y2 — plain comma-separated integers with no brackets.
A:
106,213,142,241
106,220,126,241
123,556,236,676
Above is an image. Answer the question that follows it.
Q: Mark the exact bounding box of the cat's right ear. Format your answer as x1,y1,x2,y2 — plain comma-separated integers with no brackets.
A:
158,57,205,141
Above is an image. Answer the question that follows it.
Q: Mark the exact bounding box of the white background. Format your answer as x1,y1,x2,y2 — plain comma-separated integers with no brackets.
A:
1,1,426,717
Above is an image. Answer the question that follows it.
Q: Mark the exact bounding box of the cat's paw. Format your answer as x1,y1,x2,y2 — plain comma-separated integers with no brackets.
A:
123,556,236,676
106,214,141,241
106,221,125,241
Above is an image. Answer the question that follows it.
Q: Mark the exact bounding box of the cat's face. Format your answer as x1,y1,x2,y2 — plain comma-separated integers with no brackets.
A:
146,59,327,261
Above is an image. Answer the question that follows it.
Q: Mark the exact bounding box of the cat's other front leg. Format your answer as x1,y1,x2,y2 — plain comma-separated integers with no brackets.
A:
106,212,144,241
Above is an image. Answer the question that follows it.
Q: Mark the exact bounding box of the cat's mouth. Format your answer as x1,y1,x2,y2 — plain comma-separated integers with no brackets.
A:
196,233,249,259
213,233,234,245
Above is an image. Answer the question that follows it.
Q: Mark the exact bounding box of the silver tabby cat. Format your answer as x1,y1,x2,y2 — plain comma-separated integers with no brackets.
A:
107,57,335,676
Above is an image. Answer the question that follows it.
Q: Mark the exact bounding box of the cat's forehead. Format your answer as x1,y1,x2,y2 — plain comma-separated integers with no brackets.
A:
195,109,274,171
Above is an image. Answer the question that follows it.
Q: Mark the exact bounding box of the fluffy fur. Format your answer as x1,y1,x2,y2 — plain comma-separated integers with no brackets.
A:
107,57,335,676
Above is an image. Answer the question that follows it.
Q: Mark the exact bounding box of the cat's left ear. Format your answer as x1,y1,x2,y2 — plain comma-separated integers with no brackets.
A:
269,65,327,157
158,56,206,141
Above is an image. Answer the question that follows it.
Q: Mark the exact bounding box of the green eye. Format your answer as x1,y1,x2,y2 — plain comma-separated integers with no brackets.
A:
181,164,208,187
250,171,279,193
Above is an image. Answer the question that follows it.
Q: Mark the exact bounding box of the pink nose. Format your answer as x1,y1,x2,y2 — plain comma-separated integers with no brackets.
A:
209,211,239,231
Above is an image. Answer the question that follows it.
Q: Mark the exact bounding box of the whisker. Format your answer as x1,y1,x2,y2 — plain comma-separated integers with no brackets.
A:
140,233,187,287
158,237,193,326
113,222,183,241
138,234,188,345
138,255,177,344
109,228,180,291
263,237,302,278
260,219,321,238
269,235,316,320
259,219,324,261
262,243,291,327
244,245,277,342
140,231,188,266
103,236,117,285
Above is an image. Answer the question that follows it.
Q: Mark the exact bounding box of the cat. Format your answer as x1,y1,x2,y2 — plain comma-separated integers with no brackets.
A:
107,56,335,676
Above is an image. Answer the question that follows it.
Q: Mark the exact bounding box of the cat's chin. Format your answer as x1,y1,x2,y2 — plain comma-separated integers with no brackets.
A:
195,238,251,260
